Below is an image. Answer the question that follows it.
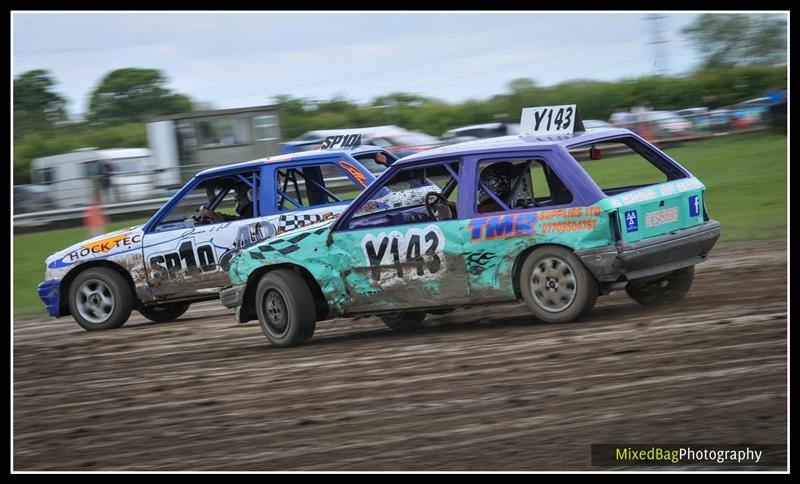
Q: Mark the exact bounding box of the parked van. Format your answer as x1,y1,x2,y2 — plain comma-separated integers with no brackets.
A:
31,148,155,209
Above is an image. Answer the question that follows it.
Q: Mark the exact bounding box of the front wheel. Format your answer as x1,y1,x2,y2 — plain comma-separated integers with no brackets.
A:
625,266,695,306
68,268,134,331
519,246,599,323
380,311,427,332
255,269,317,347
139,303,190,323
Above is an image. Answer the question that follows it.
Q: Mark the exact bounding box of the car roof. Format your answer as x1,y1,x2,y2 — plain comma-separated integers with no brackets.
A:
740,97,769,104
394,128,633,166
300,125,406,139
445,122,503,132
195,148,369,177
444,122,521,134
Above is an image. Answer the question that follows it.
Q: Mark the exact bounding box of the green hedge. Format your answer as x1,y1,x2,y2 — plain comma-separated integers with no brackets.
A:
13,65,785,183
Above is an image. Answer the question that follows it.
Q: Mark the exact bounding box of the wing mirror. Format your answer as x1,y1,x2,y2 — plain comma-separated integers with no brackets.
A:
374,152,389,166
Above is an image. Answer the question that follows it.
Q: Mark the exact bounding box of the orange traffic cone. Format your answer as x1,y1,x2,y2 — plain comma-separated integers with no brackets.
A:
85,199,107,237
641,122,657,146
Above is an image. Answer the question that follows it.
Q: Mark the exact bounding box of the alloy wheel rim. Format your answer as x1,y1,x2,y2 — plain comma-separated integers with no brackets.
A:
530,257,577,313
76,279,115,324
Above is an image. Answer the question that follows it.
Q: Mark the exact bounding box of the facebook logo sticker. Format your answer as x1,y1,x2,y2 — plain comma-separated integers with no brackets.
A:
689,195,700,217
625,210,638,232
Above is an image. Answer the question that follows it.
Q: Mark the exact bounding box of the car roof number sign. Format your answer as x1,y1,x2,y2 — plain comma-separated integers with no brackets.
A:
520,105,579,136
320,133,363,150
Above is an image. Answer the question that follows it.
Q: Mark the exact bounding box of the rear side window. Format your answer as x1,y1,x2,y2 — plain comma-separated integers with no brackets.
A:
475,158,573,214
569,136,686,196
275,162,364,211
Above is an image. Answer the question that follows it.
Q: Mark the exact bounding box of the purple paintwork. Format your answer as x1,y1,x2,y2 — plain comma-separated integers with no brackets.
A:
332,128,691,232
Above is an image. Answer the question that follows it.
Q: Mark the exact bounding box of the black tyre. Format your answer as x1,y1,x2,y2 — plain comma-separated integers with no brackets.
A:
300,326,316,343
520,246,599,323
255,269,317,347
380,311,427,332
68,268,134,331
139,302,190,323
428,308,455,316
625,266,695,306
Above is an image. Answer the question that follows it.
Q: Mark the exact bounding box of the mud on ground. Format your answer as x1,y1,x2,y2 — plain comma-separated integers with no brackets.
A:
13,242,787,471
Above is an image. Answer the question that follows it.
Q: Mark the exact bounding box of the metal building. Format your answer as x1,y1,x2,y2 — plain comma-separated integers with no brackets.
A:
147,105,281,189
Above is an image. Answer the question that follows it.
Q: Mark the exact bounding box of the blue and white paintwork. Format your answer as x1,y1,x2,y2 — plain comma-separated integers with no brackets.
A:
38,147,397,319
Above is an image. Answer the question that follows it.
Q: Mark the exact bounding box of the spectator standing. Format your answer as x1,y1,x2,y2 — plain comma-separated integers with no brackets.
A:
99,160,114,204
631,100,655,142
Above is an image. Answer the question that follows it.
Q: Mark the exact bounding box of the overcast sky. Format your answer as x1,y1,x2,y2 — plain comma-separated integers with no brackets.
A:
14,12,714,117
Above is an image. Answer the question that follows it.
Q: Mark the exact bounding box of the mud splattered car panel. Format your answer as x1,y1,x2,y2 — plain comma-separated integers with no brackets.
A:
39,147,391,318
227,125,720,321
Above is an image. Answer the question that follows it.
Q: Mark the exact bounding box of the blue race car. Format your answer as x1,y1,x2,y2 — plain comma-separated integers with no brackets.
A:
38,143,416,331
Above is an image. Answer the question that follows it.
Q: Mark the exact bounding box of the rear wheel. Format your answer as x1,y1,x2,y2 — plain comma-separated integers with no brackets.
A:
139,303,190,323
380,311,427,332
520,246,599,323
68,268,133,331
625,266,695,306
255,269,317,347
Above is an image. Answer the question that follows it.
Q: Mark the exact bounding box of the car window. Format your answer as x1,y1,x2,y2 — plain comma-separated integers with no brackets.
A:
568,136,686,196
344,162,455,229
275,162,364,211
154,171,260,232
352,151,392,175
369,137,393,148
475,158,573,214
108,156,151,174
388,133,439,146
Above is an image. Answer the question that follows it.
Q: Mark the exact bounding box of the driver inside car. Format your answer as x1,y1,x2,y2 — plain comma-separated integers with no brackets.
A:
477,162,515,213
198,185,254,223
425,192,456,221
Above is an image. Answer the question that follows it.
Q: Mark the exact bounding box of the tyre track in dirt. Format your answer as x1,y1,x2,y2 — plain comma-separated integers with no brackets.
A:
13,242,787,470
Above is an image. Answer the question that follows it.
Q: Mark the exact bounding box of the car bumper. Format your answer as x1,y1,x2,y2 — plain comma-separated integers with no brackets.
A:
38,280,62,317
576,220,721,282
220,284,246,309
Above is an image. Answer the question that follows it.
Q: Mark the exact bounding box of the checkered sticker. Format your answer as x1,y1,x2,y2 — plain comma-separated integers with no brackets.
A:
277,214,324,233
250,226,328,260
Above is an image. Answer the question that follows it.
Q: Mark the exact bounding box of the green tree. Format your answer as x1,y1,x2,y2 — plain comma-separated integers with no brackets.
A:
682,14,787,69
372,92,437,109
507,78,538,94
87,68,192,126
13,70,68,140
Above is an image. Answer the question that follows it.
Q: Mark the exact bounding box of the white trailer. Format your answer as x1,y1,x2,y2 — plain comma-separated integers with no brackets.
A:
31,148,156,209
146,120,181,189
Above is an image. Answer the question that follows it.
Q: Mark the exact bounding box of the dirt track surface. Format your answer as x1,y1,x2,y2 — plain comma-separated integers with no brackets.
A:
13,242,787,471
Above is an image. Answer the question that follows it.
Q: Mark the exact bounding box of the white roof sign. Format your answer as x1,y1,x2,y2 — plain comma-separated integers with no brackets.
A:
520,105,582,136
